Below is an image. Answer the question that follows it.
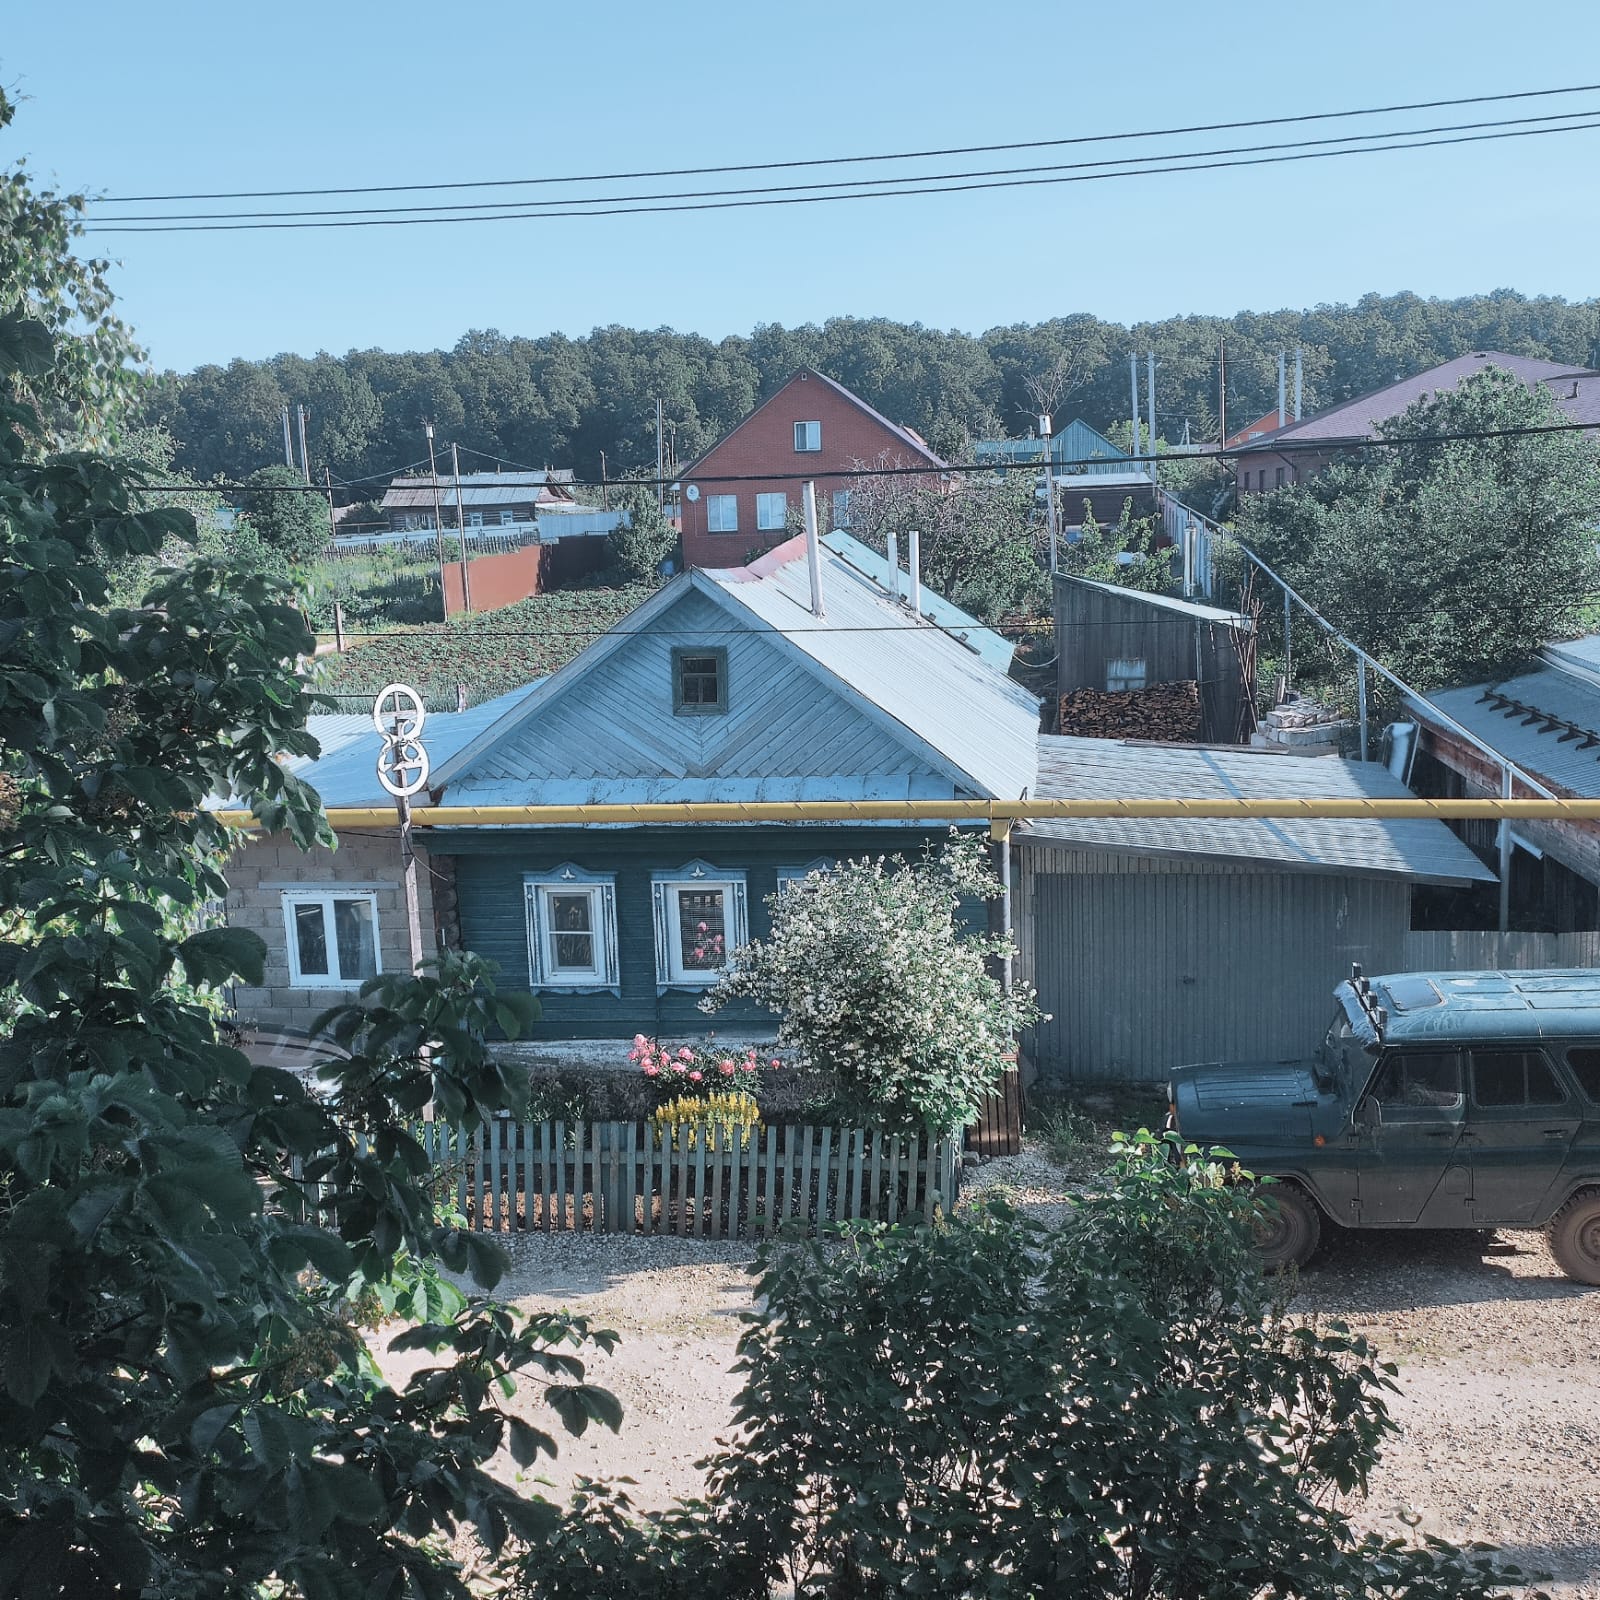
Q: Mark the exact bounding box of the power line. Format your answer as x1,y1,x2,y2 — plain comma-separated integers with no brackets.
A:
94,80,1600,203
129,415,1600,496
85,108,1600,225
83,117,1600,234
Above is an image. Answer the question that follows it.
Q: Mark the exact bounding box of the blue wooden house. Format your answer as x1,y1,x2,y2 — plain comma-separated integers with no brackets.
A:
269,530,1040,1045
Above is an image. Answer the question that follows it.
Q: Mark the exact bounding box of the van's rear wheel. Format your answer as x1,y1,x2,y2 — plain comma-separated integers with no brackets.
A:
1253,1183,1322,1272
1546,1190,1600,1286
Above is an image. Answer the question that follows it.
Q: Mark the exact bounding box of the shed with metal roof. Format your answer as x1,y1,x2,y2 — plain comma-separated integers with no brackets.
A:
1016,737,1494,1082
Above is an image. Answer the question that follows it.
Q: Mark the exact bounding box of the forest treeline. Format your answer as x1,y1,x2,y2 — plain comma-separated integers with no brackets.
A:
143,289,1600,490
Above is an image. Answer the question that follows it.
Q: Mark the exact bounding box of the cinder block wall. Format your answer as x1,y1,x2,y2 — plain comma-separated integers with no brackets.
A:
225,830,444,1035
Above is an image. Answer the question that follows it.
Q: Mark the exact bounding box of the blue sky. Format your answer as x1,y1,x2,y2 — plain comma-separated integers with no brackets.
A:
7,0,1600,373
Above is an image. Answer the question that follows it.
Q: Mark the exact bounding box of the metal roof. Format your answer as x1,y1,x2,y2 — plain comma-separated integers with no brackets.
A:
287,686,543,807
1413,654,1600,798
1235,352,1600,450
1023,737,1494,884
1054,572,1251,628
821,530,1016,672
703,537,1039,799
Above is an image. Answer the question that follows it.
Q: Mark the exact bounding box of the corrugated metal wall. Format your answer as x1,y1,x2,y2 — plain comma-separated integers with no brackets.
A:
1402,930,1600,970
1018,844,1410,1082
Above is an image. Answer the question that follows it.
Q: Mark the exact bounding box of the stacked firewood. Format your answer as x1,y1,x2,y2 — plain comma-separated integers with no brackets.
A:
1058,679,1203,742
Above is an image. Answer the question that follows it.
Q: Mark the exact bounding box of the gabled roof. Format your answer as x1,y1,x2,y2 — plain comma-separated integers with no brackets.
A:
1023,737,1494,885
430,535,1039,806
1053,572,1251,629
679,367,947,478
1410,641,1600,799
1235,351,1600,452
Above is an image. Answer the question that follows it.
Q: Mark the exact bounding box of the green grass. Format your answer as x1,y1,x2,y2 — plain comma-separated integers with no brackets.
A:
316,583,656,707
1025,1081,1169,1179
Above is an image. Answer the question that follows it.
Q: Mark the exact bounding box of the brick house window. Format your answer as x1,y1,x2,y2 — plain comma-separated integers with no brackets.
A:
524,868,618,990
282,890,380,987
673,646,728,714
706,494,738,533
794,420,821,452
756,492,788,531
1107,657,1147,691
651,863,749,989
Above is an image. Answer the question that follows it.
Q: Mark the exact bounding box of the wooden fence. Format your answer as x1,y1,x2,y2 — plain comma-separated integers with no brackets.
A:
967,1066,1023,1157
1404,931,1600,971
417,1120,962,1239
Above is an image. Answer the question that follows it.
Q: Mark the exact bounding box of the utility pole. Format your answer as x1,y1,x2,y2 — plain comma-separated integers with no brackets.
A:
599,450,609,511
423,424,450,616
1218,338,1227,446
1129,353,1141,462
654,399,665,512
1040,413,1059,573
1146,351,1156,483
296,404,311,484
451,442,473,614
281,405,294,470
1278,351,1287,429
1294,346,1304,421
322,467,343,649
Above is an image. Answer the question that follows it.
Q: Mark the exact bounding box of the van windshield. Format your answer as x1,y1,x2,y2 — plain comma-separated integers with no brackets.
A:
1316,1009,1361,1090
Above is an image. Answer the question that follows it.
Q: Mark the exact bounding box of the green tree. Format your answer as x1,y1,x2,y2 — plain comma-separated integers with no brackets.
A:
239,462,331,566
0,90,143,447
606,481,677,583
705,835,1039,1133
1236,366,1600,688
0,311,620,1594
1063,496,1173,596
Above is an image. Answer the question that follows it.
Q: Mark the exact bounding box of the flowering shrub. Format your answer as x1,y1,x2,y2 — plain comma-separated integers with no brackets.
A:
628,1034,780,1099
705,832,1040,1134
651,1091,762,1150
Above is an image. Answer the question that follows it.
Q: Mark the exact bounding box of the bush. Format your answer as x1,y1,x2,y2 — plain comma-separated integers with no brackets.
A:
516,1134,1532,1599
705,834,1039,1133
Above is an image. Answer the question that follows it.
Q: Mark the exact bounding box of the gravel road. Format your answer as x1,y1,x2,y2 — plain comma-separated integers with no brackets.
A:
384,1145,1600,1594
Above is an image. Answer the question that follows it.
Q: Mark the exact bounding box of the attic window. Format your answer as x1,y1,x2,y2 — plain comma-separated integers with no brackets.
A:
673,647,728,715
794,420,821,453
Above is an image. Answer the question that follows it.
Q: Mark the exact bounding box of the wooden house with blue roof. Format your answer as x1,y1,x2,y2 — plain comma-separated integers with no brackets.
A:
234,528,1039,1050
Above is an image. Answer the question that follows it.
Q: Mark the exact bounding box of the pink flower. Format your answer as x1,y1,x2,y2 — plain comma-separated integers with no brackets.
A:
632,1033,648,1049
643,1063,660,1077
740,1061,756,1073
688,1070,703,1083
672,1060,687,1073
717,1059,735,1076
770,1058,782,1070
678,1046,693,1061
697,921,708,933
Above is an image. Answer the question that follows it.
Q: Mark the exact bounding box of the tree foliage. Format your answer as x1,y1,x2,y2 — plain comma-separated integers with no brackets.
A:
705,836,1039,1133
1062,496,1173,596
515,1136,1533,1600
146,293,1600,490
0,90,144,448
605,481,676,583
1236,367,1600,689
239,463,331,566
0,306,619,1596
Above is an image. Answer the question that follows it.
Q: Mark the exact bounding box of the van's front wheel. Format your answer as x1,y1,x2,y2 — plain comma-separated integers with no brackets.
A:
1253,1183,1322,1272
1546,1190,1600,1286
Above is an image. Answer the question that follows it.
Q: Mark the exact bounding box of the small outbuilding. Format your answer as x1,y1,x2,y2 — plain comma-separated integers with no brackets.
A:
1015,738,1495,1083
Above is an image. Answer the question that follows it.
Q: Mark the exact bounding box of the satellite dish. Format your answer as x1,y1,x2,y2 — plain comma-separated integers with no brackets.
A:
685,484,700,502
372,683,426,740
376,737,431,799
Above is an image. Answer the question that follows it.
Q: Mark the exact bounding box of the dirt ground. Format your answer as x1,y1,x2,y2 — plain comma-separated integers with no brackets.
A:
382,1144,1600,1595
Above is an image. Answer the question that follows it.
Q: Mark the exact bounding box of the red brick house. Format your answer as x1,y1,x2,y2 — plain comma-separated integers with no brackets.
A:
677,368,947,569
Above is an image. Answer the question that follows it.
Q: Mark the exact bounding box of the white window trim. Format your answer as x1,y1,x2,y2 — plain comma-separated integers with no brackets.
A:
755,492,788,531
776,858,835,896
281,888,382,989
706,494,739,533
651,862,748,992
794,420,821,453
524,867,619,993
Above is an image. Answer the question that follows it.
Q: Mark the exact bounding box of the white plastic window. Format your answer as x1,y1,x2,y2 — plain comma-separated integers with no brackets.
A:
283,891,380,987
706,494,738,533
756,492,789,531
794,420,821,452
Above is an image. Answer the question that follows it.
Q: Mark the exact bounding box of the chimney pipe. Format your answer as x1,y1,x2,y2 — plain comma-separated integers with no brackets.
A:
802,480,825,618
886,529,900,601
908,528,922,619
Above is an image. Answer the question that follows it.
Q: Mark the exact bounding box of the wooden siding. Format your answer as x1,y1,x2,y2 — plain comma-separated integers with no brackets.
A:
471,587,945,786
1017,844,1409,1081
1053,579,1249,743
446,825,969,1039
1402,930,1600,970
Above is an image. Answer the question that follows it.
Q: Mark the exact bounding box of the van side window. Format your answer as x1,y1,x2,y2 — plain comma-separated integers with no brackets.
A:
1566,1047,1600,1105
1471,1050,1566,1108
1368,1051,1463,1118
